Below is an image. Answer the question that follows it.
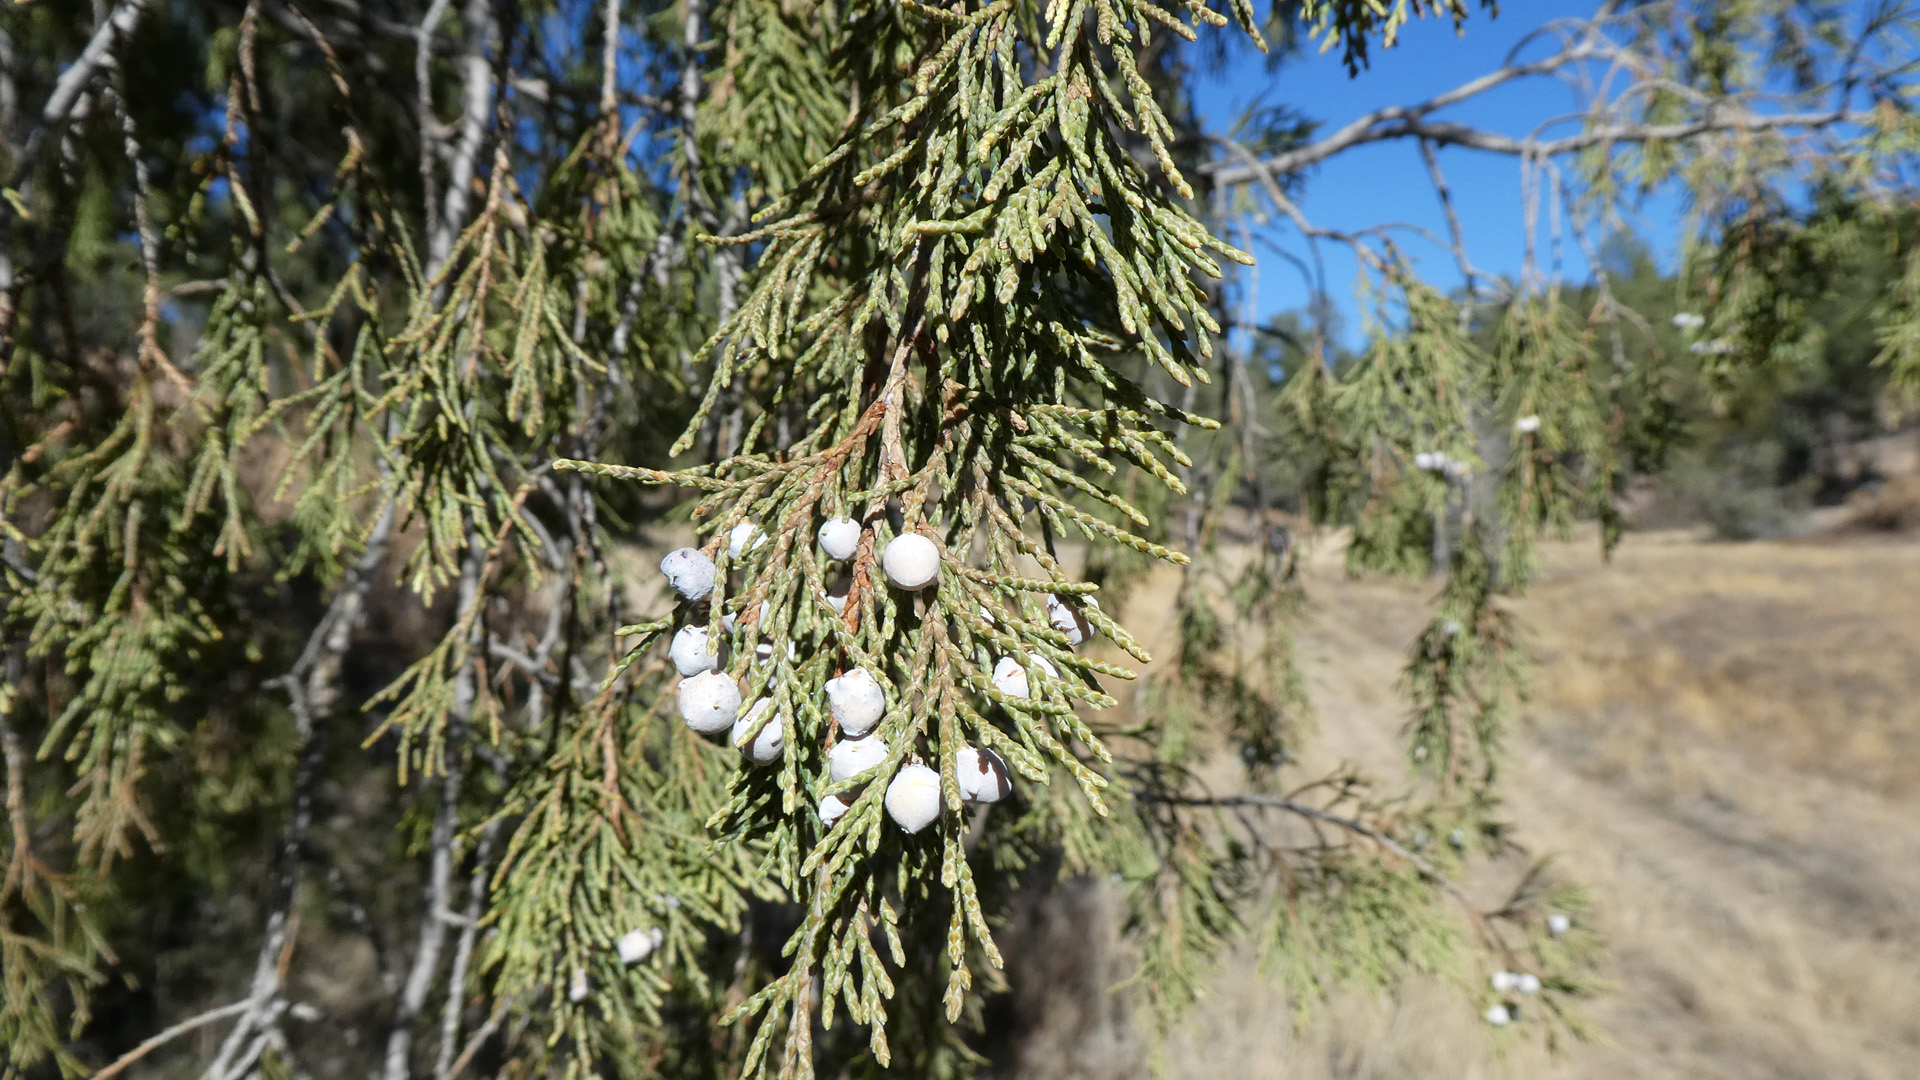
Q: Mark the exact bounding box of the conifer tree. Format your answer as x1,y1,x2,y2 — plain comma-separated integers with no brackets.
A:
3,0,1918,1077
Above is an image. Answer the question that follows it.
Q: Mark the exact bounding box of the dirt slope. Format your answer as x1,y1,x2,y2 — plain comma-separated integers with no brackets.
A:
1006,530,1920,1080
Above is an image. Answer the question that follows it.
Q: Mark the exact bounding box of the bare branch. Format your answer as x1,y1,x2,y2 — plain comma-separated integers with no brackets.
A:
1145,791,1465,896
679,0,709,223
305,841,400,996
1,661,34,897
427,0,498,276
415,0,455,238
95,1000,252,1080
379,538,486,1080
0,27,17,140
4,0,150,198
1418,138,1478,305
1206,8,1878,198
600,0,621,118
1205,44,1601,189
1210,103,1870,190
441,998,510,1080
431,819,502,1080
208,501,397,1079
100,72,190,394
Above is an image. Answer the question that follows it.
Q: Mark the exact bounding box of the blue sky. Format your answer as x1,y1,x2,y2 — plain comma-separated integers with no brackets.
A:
1192,1,1690,347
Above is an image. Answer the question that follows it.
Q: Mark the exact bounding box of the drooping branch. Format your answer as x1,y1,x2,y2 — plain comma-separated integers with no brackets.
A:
1138,788,1521,960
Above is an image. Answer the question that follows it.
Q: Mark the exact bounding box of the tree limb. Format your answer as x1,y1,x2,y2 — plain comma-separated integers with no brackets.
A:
94,999,252,1080
1209,103,1870,189
3,0,151,201
1144,792,1466,898
430,818,501,1080
415,0,455,237
209,501,397,1080
426,0,497,276
440,997,510,1080
1205,13,1873,194
378,537,486,1080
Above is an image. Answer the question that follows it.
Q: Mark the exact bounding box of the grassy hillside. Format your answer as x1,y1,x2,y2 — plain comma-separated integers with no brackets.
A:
1001,526,1920,1080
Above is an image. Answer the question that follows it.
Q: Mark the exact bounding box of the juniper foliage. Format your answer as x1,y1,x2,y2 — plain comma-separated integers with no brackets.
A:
2,0,1918,1077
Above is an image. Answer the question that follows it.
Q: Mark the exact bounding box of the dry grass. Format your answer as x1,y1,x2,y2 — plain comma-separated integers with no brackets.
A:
1004,528,1920,1080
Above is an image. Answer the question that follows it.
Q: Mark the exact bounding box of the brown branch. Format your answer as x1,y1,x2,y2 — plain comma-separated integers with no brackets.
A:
1148,789,1530,962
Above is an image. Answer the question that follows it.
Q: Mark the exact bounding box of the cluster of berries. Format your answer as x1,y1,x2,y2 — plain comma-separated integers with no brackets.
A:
1411,451,1472,479
1483,912,1572,1026
656,518,1091,836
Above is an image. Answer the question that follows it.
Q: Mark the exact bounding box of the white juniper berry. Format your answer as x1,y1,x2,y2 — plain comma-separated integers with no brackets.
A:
678,671,742,734
880,533,941,591
669,625,724,676
884,764,944,834
828,735,890,784
990,657,1031,699
825,668,887,737
957,746,1012,804
732,700,787,764
660,547,719,601
817,517,862,561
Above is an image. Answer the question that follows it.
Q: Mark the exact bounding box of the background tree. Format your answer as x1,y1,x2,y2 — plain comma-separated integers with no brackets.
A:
3,0,1918,1077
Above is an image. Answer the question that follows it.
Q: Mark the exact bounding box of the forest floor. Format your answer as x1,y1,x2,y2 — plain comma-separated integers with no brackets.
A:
1001,523,1920,1080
